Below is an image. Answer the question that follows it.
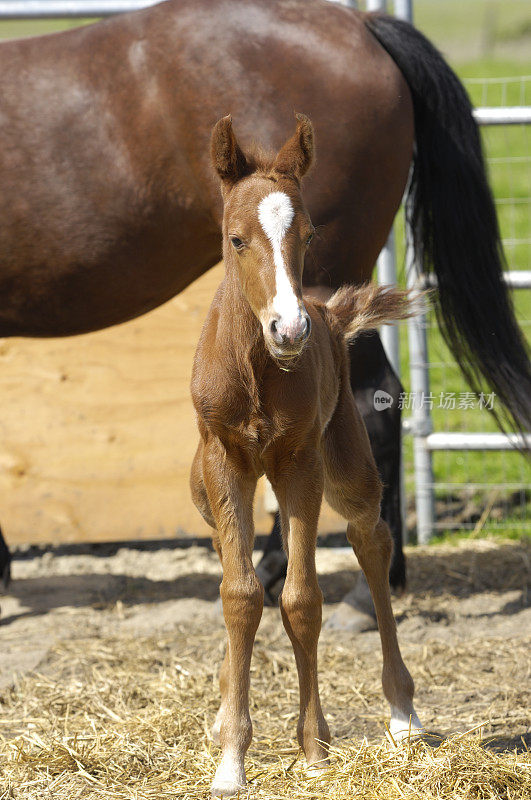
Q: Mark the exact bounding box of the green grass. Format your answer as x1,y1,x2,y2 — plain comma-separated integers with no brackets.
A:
0,5,529,540
413,0,531,63
427,526,528,545
0,17,95,41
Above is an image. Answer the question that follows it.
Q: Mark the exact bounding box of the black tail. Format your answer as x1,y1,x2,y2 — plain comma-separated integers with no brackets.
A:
365,13,531,437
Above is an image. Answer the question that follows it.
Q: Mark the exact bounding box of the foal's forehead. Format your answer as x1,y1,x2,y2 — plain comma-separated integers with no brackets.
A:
225,176,307,232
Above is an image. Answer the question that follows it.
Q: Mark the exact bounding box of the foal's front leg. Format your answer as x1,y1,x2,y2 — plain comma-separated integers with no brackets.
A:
272,448,331,773
202,441,264,798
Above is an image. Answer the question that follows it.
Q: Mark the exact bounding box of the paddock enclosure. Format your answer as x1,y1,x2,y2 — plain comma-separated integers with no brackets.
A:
0,0,527,548
0,0,530,798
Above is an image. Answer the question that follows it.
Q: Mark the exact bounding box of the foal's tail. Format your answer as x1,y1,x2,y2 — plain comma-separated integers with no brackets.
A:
364,13,531,437
326,284,417,343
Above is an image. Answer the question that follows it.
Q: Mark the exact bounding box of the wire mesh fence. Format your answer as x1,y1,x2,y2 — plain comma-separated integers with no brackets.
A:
400,75,531,540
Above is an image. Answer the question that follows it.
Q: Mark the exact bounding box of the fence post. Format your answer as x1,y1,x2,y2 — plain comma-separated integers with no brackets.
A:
366,0,412,545
394,0,435,545
405,227,435,544
376,229,400,375
366,0,387,10
393,0,413,21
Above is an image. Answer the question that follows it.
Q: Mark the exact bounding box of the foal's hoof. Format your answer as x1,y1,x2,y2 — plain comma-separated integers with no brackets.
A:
211,779,246,799
324,602,377,633
388,709,425,744
305,759,329,778
211,756,246,798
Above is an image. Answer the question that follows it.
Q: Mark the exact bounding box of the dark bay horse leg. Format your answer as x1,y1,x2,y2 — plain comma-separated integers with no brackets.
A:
325,331,404,632
255,514,284,605
257,331,405,628
348,330,405,592
0,527,11,588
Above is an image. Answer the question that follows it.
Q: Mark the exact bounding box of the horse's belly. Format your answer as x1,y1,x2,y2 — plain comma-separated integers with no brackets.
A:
0,220,220,337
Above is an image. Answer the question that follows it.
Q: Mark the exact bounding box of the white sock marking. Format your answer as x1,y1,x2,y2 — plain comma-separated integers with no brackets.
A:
212,750,246,796
389,705,424,741
257,191,301,324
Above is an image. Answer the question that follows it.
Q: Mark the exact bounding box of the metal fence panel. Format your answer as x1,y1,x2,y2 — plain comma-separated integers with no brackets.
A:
0,1,157,17
403,78,531,541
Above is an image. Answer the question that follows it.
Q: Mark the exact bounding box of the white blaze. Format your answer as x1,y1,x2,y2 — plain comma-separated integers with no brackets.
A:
257,191,301,324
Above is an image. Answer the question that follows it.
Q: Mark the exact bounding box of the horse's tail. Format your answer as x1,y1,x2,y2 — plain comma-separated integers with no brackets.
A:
364,13,531,436
326,283,417,342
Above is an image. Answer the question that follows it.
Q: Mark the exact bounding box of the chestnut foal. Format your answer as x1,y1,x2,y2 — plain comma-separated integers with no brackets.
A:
190,115,423,797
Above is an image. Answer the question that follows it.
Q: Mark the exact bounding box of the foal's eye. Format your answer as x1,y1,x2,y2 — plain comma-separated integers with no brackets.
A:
230,236,245,251
306,232,314,247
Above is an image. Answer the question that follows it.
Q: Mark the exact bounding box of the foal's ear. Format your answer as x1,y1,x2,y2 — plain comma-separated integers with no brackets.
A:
273,113,314,180
211,115,248,186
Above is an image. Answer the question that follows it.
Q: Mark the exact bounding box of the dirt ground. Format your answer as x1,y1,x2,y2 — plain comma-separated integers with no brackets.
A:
1,537,529,750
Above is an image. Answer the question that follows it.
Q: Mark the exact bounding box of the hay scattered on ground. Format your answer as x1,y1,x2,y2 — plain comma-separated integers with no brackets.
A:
1,617,529,800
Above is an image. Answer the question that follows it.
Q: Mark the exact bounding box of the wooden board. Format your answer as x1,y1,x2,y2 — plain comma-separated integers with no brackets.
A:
0,264,344,547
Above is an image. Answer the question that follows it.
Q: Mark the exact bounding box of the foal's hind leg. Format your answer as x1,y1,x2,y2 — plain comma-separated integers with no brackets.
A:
269,447,330,772
347,516,422,740
322,390,422,741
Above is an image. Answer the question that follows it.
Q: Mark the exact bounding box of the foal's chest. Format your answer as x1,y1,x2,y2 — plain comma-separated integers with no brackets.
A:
198,372,319,461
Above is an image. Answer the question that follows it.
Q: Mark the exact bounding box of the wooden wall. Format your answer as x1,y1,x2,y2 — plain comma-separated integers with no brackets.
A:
0,266,223,545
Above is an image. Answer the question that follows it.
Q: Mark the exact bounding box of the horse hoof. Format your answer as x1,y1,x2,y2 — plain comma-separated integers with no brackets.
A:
211,775,246,798
211,755,246,798
324,602,377,633
388,709,425,744
305,759,329,777
324,577,377,633
211,780,245,798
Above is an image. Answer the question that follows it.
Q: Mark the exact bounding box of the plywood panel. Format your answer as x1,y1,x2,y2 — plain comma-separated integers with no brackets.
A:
0,266,221,545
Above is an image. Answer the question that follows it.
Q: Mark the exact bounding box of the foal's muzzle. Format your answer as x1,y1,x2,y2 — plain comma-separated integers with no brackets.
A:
269,313,311,351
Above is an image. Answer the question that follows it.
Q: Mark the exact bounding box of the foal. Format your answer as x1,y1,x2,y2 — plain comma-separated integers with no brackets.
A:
190,114,423,797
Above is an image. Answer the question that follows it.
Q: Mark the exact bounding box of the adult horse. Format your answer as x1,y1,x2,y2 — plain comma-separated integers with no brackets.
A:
0,0,529,624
